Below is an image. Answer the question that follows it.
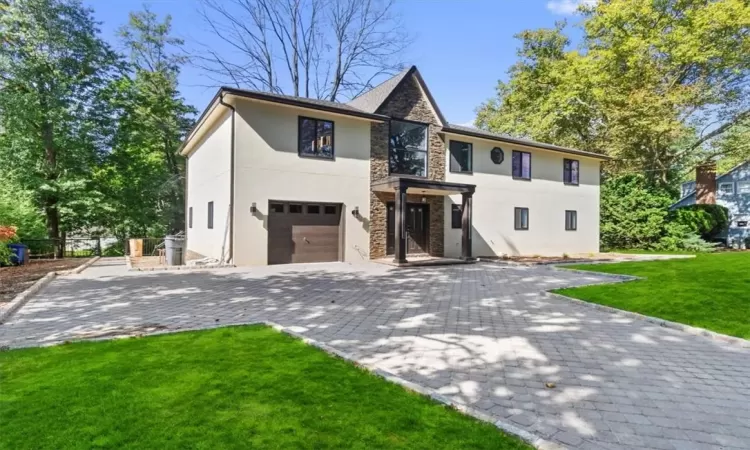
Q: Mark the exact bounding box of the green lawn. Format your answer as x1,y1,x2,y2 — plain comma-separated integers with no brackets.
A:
0,326,529,450
556,252,750,339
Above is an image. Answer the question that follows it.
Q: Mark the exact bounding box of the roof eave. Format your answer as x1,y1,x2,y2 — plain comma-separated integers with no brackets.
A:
441,126,612,161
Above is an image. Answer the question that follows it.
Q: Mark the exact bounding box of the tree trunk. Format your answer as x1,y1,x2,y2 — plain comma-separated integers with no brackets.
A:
41,119,63,257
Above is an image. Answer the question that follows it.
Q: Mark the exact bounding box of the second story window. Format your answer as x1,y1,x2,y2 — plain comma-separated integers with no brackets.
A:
563,159,579,185
389,120,428,177
299,117,334,159
719,182,734,195
449,141,472,173
512,151,531,180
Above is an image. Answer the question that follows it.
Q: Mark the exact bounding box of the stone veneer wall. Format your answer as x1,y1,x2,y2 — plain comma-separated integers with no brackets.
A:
369,74,445,258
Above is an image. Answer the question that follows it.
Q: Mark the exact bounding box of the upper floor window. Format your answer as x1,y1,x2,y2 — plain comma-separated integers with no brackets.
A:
563,159,579,185
512,151,531,180
299,117,334,159
738,181,750,194
449,141,472,173
389,120,428,177
719,182,734,195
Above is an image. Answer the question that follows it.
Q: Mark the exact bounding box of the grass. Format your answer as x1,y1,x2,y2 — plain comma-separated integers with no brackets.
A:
0,326,529,450
556,252,750,339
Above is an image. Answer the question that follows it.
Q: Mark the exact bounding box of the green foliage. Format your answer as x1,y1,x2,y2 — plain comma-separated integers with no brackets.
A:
600,174,718,252
600,174,675,249
0,182,46,239
476,0,750,186
0,0,121,241
668,204,729,241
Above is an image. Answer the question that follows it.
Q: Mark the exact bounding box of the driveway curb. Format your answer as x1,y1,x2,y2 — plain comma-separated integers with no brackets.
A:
269,322,567,450
543,288,750,349
0,256,99,324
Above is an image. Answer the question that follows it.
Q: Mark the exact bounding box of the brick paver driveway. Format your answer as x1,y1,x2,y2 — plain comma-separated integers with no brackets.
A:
2,258,749,450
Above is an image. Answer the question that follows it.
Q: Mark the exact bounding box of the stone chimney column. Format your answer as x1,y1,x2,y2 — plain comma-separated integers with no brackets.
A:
695,162,717,205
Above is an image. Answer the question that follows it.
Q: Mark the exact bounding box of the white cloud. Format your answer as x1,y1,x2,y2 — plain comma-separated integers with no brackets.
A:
546,0,595,15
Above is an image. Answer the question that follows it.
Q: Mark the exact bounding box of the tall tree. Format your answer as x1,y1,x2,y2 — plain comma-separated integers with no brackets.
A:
476,0,750,185
0,0,120,244
96,8,195,237
194,0,410,101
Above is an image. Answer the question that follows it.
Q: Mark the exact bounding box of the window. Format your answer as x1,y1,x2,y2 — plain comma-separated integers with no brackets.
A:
565,210,578,231
451,204,462,229
449,141,472,173
207,201,214,229
289,204,302,213
737,181,750,194
719,182,734,195
512,151,531,180
324,205,337,214
563,159,579,185
188,207,193,229
514,207,529,230
307,204,320,214
270,203,285,213
737,221,748,227
298,117,334,159
389,120,428,177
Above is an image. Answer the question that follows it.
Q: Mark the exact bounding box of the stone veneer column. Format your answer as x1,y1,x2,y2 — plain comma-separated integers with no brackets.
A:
368,74,446,258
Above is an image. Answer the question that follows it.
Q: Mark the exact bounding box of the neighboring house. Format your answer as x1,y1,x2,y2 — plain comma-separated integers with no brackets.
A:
180,66,611,266
672,161,750,245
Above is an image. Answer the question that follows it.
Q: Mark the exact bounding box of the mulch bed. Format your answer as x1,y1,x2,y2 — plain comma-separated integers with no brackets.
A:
0,259,84,304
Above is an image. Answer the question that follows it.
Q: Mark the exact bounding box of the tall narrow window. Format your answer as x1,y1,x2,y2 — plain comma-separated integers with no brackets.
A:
188,207,193,229
514,207,529,230
565,210,578,231
389,120,428,177
451,204,462,229
207,201,214,229
512,151,531,180
449,141,472,173
563,159,579,185
298,117,334,159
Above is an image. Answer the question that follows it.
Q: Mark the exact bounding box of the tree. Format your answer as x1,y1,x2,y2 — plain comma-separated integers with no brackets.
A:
95,8,195,238
193,0,410,101
0,0,120,246
477,0,750,186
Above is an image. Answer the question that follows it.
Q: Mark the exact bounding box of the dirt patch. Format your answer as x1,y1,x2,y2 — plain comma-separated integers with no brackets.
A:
0,259,85,304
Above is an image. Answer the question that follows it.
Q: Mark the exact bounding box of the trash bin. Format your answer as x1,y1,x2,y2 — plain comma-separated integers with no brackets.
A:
8,243,28,266
164,235,185,266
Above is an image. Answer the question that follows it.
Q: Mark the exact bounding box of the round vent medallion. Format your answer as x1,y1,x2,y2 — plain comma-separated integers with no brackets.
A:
490,147,505,164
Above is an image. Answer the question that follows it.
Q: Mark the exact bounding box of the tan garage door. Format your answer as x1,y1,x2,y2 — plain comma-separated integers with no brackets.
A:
267,202,342,265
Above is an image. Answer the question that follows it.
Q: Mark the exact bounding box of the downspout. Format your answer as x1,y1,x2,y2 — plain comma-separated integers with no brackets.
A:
219,91,236,264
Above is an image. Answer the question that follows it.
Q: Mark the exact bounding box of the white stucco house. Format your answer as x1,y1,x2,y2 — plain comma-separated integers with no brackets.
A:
180,66,610,266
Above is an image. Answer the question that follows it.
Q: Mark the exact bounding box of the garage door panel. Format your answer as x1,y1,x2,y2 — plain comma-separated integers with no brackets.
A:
268,202,341,264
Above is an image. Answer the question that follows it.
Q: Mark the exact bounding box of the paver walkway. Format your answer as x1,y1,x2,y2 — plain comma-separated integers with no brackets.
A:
1,258,749,450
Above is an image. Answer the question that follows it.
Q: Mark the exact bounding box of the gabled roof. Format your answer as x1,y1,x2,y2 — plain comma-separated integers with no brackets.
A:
347,66,448,125
671,160,750,207
441,124,612,161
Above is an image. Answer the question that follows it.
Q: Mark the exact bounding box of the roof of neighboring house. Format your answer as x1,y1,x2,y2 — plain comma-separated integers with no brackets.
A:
441,124,612,160
671,160,750,207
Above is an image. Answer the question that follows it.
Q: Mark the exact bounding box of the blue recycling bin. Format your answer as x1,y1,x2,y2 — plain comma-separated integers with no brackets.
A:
7,243,28,265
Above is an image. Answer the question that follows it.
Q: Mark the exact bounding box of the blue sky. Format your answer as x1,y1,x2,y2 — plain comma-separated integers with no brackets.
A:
84,0,588,125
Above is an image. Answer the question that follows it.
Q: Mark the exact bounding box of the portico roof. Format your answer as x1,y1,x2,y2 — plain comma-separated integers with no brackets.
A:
371,176,475,196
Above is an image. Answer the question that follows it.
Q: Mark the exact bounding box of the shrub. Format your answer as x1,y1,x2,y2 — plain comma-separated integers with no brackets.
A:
0,225,18,265
668,204,729,241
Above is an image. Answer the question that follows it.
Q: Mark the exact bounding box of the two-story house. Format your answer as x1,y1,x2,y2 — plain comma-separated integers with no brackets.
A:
180,66,611,266
672,161,750,246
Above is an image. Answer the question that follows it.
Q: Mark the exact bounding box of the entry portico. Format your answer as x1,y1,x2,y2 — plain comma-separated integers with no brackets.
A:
372,176,475,263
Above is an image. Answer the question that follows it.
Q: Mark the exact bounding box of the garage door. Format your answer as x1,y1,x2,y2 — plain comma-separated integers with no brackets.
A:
267,202,342,265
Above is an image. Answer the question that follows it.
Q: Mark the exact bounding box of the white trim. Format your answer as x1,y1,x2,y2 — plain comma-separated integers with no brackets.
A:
718,181,735,195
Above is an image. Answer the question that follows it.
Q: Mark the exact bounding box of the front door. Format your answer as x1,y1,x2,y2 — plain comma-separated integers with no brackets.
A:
386,202,429,255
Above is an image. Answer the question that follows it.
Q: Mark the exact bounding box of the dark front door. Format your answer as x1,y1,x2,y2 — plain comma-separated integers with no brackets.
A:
387,202,429,255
